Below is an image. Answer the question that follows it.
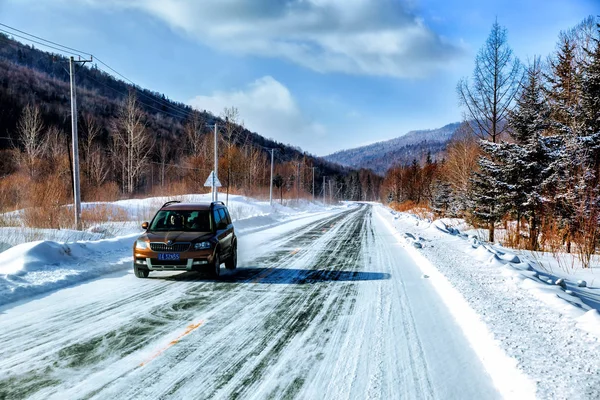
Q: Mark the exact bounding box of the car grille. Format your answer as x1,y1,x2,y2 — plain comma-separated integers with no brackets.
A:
149,242,190,252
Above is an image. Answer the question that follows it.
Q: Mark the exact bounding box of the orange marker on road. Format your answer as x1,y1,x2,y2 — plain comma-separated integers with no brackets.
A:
139,320,204,367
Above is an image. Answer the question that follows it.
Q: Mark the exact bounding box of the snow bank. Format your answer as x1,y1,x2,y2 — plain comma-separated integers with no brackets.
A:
376,207,536,399
0,194,336,307
0,235,137,306
463,235,600,337
0,227,105,249
390,210,600,338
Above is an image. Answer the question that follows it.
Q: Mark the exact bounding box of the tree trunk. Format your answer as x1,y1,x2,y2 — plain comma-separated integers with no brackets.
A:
529,217,537,250
516,213,521,246
489,222,495,242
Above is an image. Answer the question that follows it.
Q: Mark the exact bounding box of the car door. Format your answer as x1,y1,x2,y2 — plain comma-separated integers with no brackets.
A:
213,207,229,255
218,208,233,255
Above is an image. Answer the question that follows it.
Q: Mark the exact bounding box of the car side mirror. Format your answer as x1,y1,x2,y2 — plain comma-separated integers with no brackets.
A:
141,221,149,230
218,221,227,230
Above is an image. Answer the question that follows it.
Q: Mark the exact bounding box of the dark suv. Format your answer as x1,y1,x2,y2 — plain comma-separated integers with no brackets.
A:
133,201,237,278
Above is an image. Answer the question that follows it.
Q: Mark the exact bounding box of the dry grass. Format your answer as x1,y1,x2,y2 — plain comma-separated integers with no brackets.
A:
83,181,122,202
0,173,29,213
21,173,72,229
81,204,129,224
389,200,434,220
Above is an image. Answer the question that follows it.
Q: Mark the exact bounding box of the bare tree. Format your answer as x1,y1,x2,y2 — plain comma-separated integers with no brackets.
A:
567,15,598,67
17,104,46,177
184,110,206,157
82,114,101,165
444,123,481,212
45,125,65,163
457,20,523,143
87,145,110,188
81,114,109,188
111,92,154,194
221,107,242,204
156,136,171,188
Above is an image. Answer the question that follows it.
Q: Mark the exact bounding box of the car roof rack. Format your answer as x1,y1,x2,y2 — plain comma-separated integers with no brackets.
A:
162,200,181,208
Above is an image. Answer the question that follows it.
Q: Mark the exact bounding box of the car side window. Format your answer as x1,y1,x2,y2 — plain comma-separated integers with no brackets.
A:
224,209,232,225
213,209,221,230
218,208,228,228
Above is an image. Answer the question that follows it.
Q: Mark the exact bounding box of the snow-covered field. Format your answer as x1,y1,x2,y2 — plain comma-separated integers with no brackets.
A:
0,194,338,307
383,207,600,398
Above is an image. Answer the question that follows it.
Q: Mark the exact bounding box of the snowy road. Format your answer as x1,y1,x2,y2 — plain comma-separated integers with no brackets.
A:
0,204,500,399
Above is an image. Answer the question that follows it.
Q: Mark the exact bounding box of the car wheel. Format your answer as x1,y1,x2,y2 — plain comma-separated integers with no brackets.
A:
134,264,149,278
225,244,237,270
211,253,221,278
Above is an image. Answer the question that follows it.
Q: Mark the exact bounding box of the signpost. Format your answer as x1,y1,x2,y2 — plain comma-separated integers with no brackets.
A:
204,171,222,201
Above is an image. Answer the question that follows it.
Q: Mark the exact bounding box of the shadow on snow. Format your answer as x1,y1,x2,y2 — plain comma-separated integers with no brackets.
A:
148,267,390,284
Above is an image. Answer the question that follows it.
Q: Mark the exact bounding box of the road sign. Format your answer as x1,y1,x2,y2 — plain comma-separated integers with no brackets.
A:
204,171,222,187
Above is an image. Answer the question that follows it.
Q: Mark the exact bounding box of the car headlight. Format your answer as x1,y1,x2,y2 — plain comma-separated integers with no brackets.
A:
135,240,148,250
194,242,211,250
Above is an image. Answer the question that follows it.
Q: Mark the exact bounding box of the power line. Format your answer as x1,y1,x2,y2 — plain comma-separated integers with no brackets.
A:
0,22,91,56
93,56,193,118
0,28,81,57
0,23,193,119
78,68,191,120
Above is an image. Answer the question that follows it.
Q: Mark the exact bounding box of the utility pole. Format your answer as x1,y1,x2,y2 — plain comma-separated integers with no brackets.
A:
311,167,316,202
329,179,333,204
269,149,275,205
69,56,92,231
322,175,327,204
213,123,218,202
296,162,300,203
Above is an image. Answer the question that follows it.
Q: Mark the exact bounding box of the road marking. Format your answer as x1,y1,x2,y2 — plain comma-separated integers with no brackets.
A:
139,320,204,367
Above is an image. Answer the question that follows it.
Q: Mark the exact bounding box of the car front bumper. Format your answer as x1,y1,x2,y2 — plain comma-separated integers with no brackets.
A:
133,249,215,271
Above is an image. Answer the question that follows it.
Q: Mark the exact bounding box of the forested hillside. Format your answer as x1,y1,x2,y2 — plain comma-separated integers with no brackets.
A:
324,122,460,175
0,32,381,223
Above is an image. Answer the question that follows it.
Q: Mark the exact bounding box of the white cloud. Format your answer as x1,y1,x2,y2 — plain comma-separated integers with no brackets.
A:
79,0,464,77
189,76,326,151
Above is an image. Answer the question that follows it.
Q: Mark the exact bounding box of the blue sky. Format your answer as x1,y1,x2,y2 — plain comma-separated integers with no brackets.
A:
0,0,596,155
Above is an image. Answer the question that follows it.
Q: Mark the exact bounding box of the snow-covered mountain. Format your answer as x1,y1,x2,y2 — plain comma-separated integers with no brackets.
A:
325,122,461,175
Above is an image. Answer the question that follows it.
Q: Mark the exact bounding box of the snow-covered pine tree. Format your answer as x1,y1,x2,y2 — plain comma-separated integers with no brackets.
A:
507,58,552,249
459,20,523,242
544,33,586,252
569,22,600,261
580,22,600,171
469,141,511,242
431,179,454,217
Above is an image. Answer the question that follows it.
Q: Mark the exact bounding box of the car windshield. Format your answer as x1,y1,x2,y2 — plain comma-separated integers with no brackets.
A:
149,210,211,232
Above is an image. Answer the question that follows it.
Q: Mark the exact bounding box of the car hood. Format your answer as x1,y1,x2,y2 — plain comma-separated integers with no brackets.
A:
142,231,213,243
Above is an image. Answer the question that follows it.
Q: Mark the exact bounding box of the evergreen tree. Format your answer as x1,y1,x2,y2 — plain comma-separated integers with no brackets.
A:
580,23,600,170
545,33,586,252
545,35,580,131
470,141,508,242
507,59,552,249
431,179,453,216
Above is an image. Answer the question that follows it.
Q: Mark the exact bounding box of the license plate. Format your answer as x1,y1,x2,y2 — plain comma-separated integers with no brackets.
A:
158,253,180,261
